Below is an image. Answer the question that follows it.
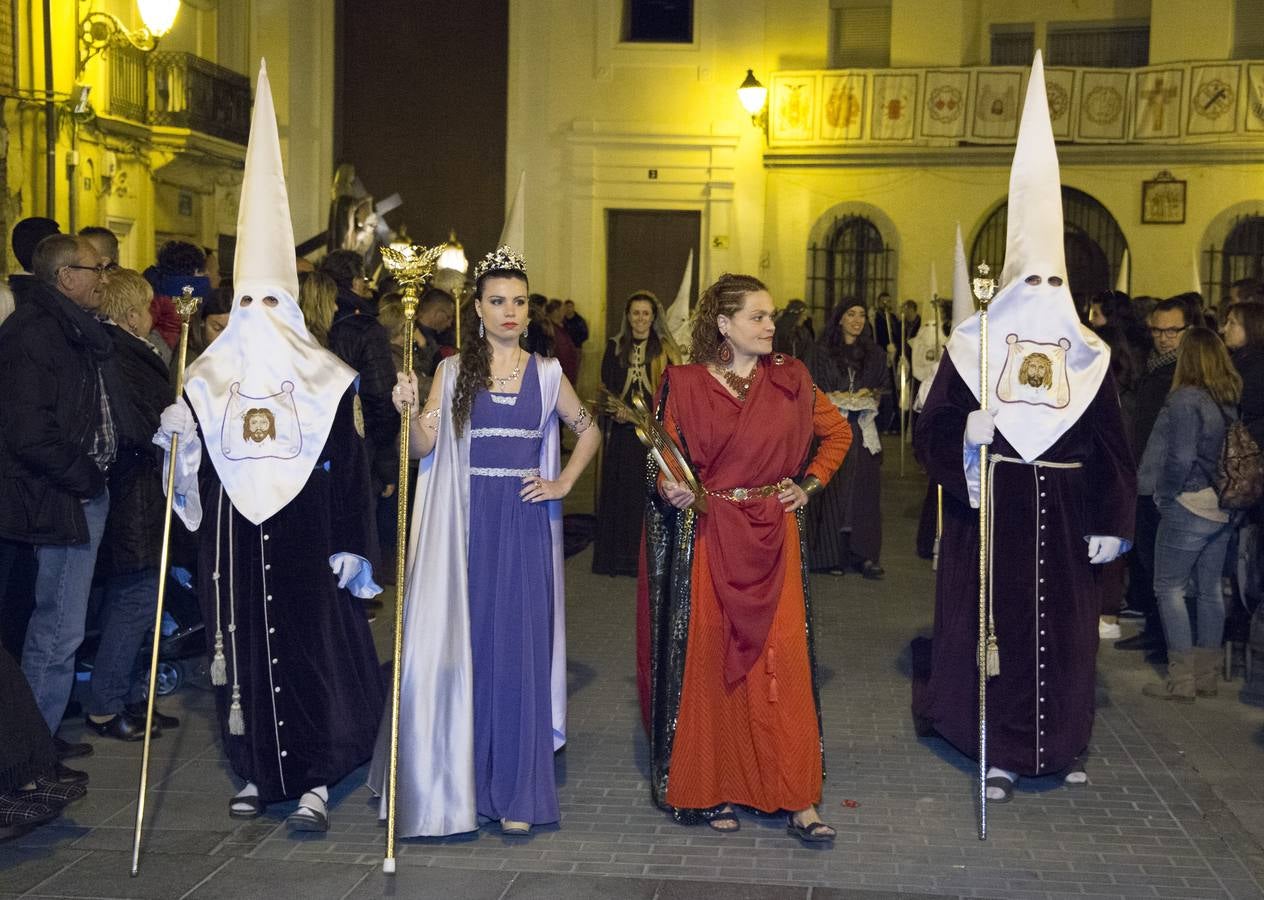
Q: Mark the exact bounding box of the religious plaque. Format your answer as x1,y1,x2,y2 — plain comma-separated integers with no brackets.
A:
1141,171,1186,225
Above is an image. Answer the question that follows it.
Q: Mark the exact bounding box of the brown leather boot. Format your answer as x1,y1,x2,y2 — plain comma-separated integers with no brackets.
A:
1142,650,1196,702
1193,646,1220,697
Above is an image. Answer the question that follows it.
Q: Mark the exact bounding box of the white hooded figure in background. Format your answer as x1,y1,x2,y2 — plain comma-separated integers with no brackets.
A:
154,60,385,833
912,51,1137,804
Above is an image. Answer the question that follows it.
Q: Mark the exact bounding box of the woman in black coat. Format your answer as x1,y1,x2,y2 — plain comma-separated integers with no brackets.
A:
805,299,889,578
86,269,177,741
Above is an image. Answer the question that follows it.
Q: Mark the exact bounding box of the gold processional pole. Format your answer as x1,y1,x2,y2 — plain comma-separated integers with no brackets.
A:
131,286,201,876
378,243,443,875
932,296,944,573
898,314,906,477
971,262,997,841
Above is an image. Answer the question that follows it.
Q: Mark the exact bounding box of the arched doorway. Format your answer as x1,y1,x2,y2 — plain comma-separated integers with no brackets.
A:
805,214,894,320
970,188,1128,307
1220,215,1264,291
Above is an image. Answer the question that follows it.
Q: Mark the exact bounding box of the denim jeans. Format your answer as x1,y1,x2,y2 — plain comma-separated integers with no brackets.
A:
21,489,110,731
1152,500,1232,654
88,567,158,716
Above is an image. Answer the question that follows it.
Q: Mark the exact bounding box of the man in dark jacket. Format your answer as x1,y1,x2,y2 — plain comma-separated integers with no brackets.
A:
0,234,116,747
1118,296,1188,657
0,218,61,657
321,250,399,572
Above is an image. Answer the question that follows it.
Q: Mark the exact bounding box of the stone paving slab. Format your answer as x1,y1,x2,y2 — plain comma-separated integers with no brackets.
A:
2,451,1262,899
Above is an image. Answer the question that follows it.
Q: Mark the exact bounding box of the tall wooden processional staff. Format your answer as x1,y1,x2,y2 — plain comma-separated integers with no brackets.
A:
378,243,444,874
971,262,997,841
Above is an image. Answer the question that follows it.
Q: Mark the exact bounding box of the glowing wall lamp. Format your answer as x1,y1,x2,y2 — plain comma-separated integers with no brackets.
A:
737,68,768,131
78,0,181,74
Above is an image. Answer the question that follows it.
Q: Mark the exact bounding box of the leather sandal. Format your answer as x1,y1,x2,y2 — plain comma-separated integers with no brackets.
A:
228,791,265,819
786,813,835,843
707,808,740,833
985,774,1015,803
287,794,329,833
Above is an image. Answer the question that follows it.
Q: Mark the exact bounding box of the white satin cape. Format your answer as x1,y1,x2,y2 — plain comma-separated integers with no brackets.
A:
367,354,566,837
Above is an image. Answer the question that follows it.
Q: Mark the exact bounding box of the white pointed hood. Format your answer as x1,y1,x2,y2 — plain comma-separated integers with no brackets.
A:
184,60,356,525
951,224,973,328
1115,248,1130,294
946,52,1109,463
664,249,693,353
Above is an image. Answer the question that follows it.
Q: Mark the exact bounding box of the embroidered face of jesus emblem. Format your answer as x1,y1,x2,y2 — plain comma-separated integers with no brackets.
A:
996,334,1072,409
243,408,277,443
1018,352,1054,390
222,381,304,461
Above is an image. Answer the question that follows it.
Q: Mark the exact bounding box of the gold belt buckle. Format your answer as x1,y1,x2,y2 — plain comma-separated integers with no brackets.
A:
731,487,750,501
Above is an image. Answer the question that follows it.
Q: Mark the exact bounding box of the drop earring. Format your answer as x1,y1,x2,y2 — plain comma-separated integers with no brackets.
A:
478,318,485,339
717,335,734,365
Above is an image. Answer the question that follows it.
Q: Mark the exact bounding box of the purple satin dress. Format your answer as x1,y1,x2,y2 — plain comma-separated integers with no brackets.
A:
467,355,559,825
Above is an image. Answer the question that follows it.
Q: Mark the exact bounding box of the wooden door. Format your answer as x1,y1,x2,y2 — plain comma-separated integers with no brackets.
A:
605,209,701,342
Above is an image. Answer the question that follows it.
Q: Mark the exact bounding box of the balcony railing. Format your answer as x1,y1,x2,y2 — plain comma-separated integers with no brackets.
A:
108,45,147,123
149,52,250,144
106,49,250,146
766,60,1264,149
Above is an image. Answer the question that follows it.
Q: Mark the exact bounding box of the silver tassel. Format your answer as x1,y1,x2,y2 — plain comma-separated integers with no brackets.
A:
228,686,245,735
986,632,1000,678
210,635,227,686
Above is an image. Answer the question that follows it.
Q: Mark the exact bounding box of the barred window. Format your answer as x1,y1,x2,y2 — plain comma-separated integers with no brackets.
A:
830,0,891,68
990,26,1034,66
1047,24,1149,68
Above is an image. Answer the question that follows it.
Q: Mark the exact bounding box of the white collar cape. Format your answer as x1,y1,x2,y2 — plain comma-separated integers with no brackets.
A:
183,288,356,525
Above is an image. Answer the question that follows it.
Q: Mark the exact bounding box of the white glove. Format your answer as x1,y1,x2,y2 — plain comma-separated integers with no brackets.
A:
965,409,996,449
391,371,419,414
331,553,363,589
1087,535,1123,565
155,400,196,450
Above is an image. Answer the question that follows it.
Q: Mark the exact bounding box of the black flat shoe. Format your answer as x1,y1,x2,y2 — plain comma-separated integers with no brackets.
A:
1114,632,1159,651
53,737,93,760
53,763,88,786
125,702,180,730
786,815,835,843
0,794,58,840
84,712,159,742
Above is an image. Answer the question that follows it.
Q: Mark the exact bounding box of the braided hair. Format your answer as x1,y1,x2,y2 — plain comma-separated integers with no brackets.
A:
689,273,767,364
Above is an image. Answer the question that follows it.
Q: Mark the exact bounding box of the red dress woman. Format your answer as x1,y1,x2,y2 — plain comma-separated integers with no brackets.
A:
639,274,851,841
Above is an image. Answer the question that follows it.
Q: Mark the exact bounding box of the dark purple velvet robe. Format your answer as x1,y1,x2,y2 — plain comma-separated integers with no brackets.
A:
190,388,385,802
912,357,1135,775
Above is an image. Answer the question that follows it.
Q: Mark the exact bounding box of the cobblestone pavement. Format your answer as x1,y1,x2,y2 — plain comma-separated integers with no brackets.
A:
2,447,1262,899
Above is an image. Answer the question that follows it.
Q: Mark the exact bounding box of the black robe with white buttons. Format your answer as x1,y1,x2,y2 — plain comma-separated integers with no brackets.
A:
912,357,1135,776
190,388,384,802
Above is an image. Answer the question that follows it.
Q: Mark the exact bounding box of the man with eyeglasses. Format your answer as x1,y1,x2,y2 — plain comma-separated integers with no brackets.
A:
1117,296,1190,660
0,233,122,758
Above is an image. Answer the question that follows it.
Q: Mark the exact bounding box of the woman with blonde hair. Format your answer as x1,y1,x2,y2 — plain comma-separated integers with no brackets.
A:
298,270,337,347
88,269,179,739
1140,326,1242,701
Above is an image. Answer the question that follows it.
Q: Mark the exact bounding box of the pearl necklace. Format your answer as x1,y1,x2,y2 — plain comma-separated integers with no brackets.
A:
490,349,523,390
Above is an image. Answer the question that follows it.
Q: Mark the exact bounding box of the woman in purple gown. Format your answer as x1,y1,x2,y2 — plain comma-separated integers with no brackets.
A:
369,247,600,837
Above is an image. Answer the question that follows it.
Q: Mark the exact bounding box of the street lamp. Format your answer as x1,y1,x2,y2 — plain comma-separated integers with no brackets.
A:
437,230,468,274
737,68,768,131
78,0,181,74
